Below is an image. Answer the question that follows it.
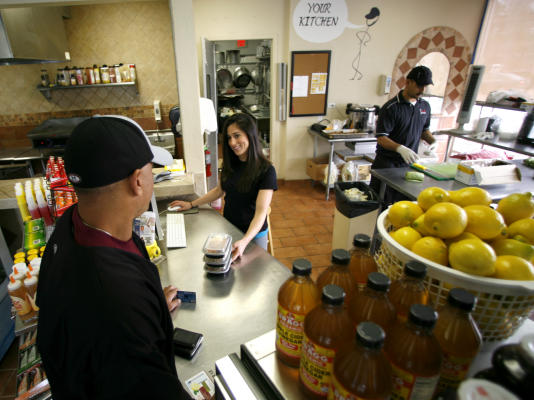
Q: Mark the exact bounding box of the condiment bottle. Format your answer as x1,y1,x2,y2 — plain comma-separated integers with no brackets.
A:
385,304,442,400
109,65,116,83
114,64,122,83
349,233,377,289
23,272,39,312
276,258,321,367
434,288,482,398
85,67,95,84
14,183,31,222
100,65,110,84
40,69,50,87
70,67,77,85
328,321,392,400
8,276,34,320
129,64,136,82
389,260,429,323
348,272,396,334
316,249,357,307
75,67,84,85
299,284,354,399
93,64,101,84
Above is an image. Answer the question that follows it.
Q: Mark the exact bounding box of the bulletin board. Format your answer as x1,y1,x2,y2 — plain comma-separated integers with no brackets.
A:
289,51,331,117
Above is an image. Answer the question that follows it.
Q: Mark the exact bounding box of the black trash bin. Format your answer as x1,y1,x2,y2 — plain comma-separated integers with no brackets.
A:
332,182,381,250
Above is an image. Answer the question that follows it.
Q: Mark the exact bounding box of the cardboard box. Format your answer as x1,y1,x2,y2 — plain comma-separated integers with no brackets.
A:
335,152,373,181
306,157,330,182
455,159,521,185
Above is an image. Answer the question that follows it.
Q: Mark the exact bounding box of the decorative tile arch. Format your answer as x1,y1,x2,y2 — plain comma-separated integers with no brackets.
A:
391,26,472,129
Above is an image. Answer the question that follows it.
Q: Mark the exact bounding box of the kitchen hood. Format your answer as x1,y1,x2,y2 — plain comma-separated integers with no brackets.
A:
0,6,70,65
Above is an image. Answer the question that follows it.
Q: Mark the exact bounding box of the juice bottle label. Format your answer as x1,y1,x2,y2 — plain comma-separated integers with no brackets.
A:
328,375,365,400
275,304,306,359
436,351,473,391
10,295,32,315
390,362,439,400
300,333,336,396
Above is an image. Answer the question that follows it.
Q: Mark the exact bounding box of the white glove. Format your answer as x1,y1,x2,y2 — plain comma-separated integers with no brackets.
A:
396,145,419,164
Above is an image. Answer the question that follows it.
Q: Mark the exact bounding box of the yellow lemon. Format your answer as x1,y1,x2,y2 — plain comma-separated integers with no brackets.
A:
449,187,492,207
391,227,422,250
497,192,534,225
491,238,534,261
507,218,534,244
464,205,507,240
445,231,480,246
411,214,432,236
411,236,448,266
417,187,451,211
388,201,424,229
513,234,531,244
493,255,534,280
424,202,468,239
449,239,496,276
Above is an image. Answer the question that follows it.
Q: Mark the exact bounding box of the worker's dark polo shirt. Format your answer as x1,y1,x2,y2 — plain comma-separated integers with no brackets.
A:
374,90,431,163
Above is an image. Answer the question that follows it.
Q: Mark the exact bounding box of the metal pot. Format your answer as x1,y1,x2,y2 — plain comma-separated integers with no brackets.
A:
226,50,240,64
217,68,233,90
233,66,251,88
345,103,380,132
215,51,225,65
251,67,262,86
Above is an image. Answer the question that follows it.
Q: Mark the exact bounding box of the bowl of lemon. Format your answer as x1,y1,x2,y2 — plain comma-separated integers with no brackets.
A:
375,187,534,342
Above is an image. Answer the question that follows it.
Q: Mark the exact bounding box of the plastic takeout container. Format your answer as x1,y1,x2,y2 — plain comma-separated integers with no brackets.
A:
203,233,232,257
204,251,231,266
204,255,232,274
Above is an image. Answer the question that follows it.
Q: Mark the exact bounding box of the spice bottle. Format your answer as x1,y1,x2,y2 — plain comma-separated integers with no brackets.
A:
328,321,392,400
85,67,94,84
8,276,35,320
300,284,354,399
75,67,84,85
316,249,357,307
434,288,482,398
276,258,321,367
109,65,116,83
348,272,396,334
385,304,442,400
40,69,50,87
114,64,122,83
349,234,377,289
93,64,101,84
100,65,110,84
70,67,77,85
129,64,136,82
389,260,429,323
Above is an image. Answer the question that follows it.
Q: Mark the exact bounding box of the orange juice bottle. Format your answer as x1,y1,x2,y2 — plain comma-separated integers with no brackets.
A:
316,249,357,307
349,234,377,290
385,304,442,400
276,258,321,367
389,261,429,323
300,284,355,399
348,272,396,334
434,288,482,397
328,321,392,400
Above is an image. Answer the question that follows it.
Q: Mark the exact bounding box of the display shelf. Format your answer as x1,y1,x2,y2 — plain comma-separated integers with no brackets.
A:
37,81,138,100
475,101,527,112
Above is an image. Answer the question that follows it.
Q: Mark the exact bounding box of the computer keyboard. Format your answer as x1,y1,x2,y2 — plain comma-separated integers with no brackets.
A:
166,213,187,248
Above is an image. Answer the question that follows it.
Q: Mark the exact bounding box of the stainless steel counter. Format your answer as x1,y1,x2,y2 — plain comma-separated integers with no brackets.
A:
157,207,291,387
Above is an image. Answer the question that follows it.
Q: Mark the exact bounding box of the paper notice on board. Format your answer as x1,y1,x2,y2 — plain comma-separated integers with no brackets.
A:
292,75,309,97
310,73,327,94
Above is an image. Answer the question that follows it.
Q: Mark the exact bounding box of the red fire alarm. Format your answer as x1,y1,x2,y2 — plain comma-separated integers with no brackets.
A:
237,40,246,48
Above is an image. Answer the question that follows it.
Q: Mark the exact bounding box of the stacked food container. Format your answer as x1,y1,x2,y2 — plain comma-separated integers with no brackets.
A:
203,233,232,274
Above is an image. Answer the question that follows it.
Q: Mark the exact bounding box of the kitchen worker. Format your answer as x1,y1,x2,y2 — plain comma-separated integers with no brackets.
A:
36,116,192,399
369,65,437,205
170,113,277,261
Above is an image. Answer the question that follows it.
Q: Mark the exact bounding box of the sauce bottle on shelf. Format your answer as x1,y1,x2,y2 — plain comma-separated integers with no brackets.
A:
299,284,355,399
23,272,39,312
434,288,482,398
8,276,35,321
276,258,321,367
93,64,101,84
100,65,110,84
328,321,392,400
385,304,442,400
316,249,357,307
389,260,429,323
348,271,396,334
349,233,377,290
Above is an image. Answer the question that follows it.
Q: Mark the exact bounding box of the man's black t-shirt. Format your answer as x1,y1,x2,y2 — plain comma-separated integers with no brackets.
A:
221,162,277,233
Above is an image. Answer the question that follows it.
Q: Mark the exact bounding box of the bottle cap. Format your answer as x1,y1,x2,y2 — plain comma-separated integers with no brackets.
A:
366,272,390,292
519,334,534,367
447,288,476,312
331,249,350,265
356,321,385,349
409,304,438,328
292,258,312,276
322,284,345,306
352,234,371,248
404,261,427,278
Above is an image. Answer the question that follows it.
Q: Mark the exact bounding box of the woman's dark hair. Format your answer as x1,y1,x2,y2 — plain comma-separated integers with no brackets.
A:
221,113,271,192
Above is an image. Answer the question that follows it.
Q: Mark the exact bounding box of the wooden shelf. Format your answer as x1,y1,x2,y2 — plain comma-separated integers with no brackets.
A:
37,81,138,100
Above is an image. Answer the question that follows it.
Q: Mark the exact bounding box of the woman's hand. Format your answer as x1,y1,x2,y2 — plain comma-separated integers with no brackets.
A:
168,200,192,210
163,285,181,312
231,239,249,262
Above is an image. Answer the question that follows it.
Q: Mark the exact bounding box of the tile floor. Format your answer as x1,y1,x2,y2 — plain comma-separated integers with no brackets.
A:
0,179,337,398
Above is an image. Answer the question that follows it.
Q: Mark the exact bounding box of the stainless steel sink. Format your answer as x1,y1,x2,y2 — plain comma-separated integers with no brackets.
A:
145,129,175,154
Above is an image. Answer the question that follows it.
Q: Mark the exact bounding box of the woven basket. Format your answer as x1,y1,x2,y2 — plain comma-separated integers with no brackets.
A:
375,209,534,342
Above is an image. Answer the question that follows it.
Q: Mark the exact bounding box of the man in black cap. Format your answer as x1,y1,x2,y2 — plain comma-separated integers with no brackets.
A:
36,116,192,399
369,65,437,205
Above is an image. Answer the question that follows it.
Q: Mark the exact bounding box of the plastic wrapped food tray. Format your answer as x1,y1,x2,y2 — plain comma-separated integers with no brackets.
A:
203,233,232,257
375,208,534,342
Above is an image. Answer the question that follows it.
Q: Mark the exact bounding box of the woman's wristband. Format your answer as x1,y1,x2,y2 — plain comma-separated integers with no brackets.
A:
190,201,198,209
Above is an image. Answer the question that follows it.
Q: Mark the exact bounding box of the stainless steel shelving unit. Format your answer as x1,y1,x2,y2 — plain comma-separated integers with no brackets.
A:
37,81,138,100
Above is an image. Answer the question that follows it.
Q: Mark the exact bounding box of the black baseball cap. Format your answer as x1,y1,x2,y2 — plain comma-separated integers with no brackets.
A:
65,115,173,188
407,66,433,86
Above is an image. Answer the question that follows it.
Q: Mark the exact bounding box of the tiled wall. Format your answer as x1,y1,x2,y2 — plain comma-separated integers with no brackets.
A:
0,1,179,148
